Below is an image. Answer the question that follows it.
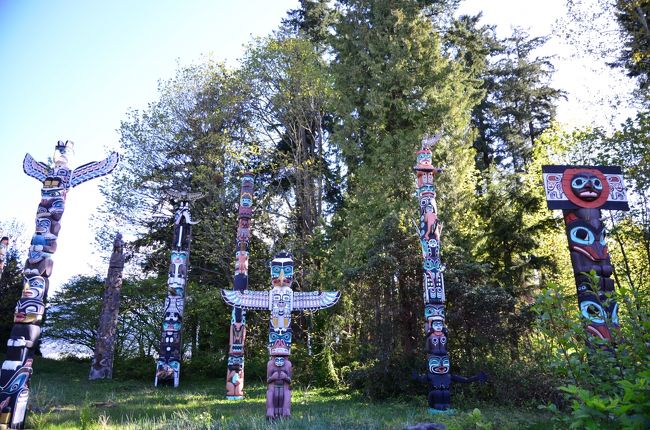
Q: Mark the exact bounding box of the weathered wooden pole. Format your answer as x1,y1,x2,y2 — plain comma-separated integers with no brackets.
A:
89,232,126,380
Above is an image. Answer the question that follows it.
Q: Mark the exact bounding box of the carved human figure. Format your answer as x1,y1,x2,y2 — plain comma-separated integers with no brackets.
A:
226,356,244,398
266,356,292,419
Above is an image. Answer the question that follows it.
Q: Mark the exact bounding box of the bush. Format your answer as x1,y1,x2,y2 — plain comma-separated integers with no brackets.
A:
534,280,650,429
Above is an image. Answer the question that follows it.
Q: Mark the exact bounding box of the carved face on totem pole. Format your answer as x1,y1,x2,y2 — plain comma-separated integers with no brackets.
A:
424,304,448,354
428,355,450,375
169,251,187,281
229,322,246,355
543,166,628,211
227,355,244,372
269,328,292,356
37,189,66,221
237,218,251,243
235,249,249,275
239,174,254,218
53,141,74,168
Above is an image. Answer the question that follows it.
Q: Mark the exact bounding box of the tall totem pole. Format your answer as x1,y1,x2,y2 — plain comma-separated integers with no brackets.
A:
225,173,254,400
542,165,629,345
413,136,485,413
154,191,203,388
89,232,126,380
0,141,118,429
221,251,340,419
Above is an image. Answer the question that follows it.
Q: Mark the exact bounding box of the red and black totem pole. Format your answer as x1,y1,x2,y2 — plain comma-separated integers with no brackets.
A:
413,135,485,413
89,232,126,380
224,173,254,399
542,165,629,345
154,191,203,388
0,141,118,429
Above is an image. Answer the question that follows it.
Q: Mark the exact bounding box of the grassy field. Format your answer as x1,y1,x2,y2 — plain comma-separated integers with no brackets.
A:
20,358,552,429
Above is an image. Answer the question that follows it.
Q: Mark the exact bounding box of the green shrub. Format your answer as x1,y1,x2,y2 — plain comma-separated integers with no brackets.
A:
534,278,650,429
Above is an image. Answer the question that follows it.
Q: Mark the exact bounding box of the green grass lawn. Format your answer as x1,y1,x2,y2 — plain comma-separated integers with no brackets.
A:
21,358,552,429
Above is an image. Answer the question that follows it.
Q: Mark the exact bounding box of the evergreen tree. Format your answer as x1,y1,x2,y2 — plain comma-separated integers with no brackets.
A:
326,0,480,396
0,249,23,352
611,1,650,92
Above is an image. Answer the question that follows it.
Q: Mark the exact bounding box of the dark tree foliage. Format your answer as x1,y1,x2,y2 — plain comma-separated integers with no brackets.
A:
611,1,650,93
465,27,566,173
0,250,23,353
282,0,335,45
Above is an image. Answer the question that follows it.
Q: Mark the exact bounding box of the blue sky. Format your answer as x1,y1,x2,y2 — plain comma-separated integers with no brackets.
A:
0,0,638,297
0,0,299,289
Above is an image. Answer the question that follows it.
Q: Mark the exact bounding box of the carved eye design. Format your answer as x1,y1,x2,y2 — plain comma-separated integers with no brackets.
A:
9,373,28,393
599,229,607,246
580,300,606,324
592,178,603,190
570,226,595,245
571,176,587,189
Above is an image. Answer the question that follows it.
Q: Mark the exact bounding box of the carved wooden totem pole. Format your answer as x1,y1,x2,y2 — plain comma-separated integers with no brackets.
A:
413,136,485,413
225,173,254,400
89,232,126,380
221,252,340,419
0,141,118,429
542,165,629,345
154,191,203,388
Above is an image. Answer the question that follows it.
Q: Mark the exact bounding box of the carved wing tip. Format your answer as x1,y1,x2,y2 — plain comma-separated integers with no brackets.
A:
220,289,235,305
422,132,443,149
23,153,48,181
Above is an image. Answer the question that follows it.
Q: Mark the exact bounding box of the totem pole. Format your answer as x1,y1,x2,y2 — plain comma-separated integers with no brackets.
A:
221,251,340,419
542,165,629,345
89,232,126,380
0,141,118,429
225,173,254,400
413,135,485,413
154,190,203,388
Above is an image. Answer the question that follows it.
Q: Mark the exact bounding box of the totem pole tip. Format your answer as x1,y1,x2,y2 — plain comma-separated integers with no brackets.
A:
421,132,442,150
165,189,206,203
